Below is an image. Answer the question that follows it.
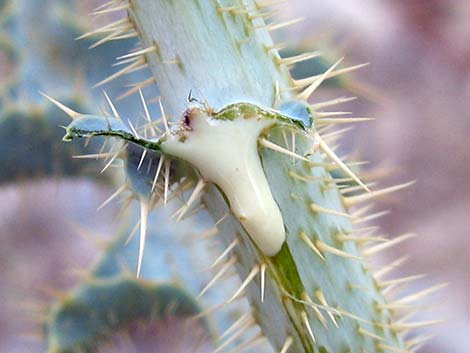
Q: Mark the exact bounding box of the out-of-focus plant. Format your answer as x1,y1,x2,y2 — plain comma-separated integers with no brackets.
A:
1,1,212,352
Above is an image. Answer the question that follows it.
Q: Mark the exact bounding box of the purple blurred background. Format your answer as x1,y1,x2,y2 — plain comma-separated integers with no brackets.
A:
0,0,469,352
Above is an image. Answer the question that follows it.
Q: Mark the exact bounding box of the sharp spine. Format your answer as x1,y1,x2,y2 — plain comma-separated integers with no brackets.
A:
228,265,260,303
297,58,344,101
279,336,293,353
198,257,237,298
301,311,316,343
364,233,416,256
344,181,415,207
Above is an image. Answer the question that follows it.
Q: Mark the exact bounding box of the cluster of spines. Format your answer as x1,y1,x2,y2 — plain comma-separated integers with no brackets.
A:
48,1,444,353
49,95,442,353
81,1,371,105
77,0,154,101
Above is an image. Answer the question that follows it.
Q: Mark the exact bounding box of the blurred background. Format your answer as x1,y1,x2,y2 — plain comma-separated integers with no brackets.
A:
0,0,468,352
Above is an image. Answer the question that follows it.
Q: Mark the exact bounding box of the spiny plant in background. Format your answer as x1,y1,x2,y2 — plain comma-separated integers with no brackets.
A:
0,0,100,180
44,227,210,353
0,1,217,352
40,1,446,353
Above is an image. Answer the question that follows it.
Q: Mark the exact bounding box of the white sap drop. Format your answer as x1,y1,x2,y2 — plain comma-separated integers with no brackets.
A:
162,109,285,256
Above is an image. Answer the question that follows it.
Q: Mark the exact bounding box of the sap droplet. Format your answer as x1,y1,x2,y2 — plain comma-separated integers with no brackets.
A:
162,108,285,256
